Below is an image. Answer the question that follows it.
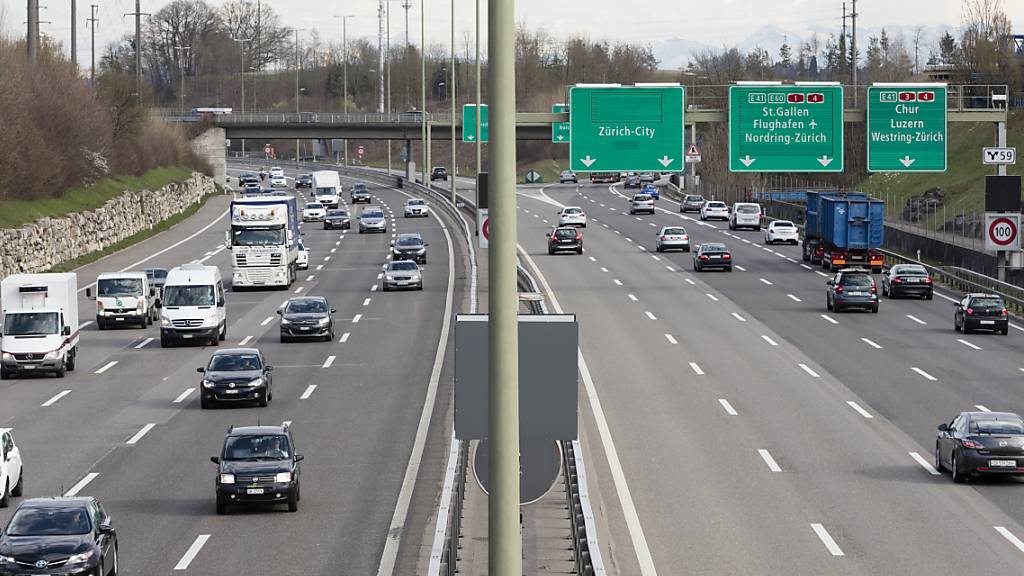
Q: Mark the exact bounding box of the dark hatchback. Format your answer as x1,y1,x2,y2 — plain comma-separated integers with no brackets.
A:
954,293,1009,335
392,233,428,264
323,209,351,230
295,174,313,189
0,497,117,576
351,183,372,203
936,411,1024,482
692,243,732,272
212,425,303,514
430,166,448,181
278,297,335,342
547,227,583,255
826,269,878,313
197,348,274,409
882,264,933,299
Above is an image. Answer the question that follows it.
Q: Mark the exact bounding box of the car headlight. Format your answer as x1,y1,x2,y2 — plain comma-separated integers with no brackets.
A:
280,318,291,325
44,350,60,360
67,550,95,565
385,274,395,281
219,473,235,484
202,379,215,388
249,377,265,388
0,554,15,564
275,472,292,483
161,317,171,326
1,352,12,361
317,317,330,325
416,248,426,254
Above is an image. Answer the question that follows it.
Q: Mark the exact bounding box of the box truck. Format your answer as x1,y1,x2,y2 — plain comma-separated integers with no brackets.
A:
1,273,79,379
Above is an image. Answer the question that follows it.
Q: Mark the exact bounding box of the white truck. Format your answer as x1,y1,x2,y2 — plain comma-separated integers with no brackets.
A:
311,170,342,208
229,195,300,289
0,273,79,379
86,271,158,329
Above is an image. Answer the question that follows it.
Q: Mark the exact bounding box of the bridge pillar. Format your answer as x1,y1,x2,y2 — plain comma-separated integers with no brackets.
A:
192,127,228,186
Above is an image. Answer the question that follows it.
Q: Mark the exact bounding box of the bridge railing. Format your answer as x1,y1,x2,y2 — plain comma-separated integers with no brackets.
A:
215,111,455,124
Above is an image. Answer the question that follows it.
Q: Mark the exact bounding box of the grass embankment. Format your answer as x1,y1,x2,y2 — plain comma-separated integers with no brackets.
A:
858,110,1023,222
517,159,567,184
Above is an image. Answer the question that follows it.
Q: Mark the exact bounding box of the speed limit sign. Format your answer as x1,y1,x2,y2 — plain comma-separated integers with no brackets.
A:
985,212,1021,251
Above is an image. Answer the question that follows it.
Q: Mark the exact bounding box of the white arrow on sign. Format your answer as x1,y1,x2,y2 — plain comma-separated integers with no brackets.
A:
739,155,756,167
658,156,675,167
899,156,916,167
555,134,565,141
580,155,597,168
817,156,833,167
466,135,476,142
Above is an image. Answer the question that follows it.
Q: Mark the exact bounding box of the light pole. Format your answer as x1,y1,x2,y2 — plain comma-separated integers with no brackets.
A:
291,28,307,165
173,45,191,115
449,0,456,202
335,15,355,166
232,36,254,156
475,0,481,194
420,0,427,184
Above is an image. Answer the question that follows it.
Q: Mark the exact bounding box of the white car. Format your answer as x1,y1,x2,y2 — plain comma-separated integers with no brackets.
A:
1,428,24,507
297,243,309,270
655,226,690,252
270,175,288,188
729,202,762,231
269,167,285,178
700,201,729,221
765,220,800,245
558,206,587,227
302,202,327,222
404,198,430,218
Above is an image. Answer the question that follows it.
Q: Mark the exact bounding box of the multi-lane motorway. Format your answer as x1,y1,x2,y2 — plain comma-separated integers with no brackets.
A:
0,165,466,574
517,181,1024,574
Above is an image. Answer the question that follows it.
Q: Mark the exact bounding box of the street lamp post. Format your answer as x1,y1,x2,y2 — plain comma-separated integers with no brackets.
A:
449,0,456,203
335,15,355,166
292,28,307,165
232,36,254,157
173,45,192,115
420,0,427,184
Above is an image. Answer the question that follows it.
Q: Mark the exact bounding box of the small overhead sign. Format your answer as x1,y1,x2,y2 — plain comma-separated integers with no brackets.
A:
983,147,1017,165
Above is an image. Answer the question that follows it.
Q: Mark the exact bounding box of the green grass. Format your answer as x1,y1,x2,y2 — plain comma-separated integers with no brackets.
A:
0,166,195,230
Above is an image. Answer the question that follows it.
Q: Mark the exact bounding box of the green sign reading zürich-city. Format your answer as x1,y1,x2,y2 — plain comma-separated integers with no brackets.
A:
867,84,947,172
729,83,844,173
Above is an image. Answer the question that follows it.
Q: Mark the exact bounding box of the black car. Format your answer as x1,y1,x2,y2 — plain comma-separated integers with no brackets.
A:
295,174,313,189
211,424,303,514
936,411,1024,482
692,243,732,272
0,497,118,576
351,183,372,204
392,233,428,264
242,181,261,194
197,348,274,409
623,174,641,189
278,297,335,342
826,269,878,313
954,293,1009,335
431,166,448,181
881,264,933,299
547,227,583,255
323,209,351,230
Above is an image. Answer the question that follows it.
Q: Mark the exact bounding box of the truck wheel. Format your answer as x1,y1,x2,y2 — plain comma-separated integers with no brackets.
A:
140,317,148,329
66,349,76,372
160,336,171,348
0,370,9,380
0,481,9,508
97,320,106,331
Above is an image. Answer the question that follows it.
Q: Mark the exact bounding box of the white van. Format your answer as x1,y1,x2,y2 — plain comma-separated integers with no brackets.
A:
159,264,227,347
311,170,342,208
729,202,762,231
0,273,79,379
87,272,156,329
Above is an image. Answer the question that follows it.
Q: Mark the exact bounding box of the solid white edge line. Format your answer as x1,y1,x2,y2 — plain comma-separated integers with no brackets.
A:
757,449,782,472
799,363,821,378
909,451,941,475
995,526,1024,554
846,401,874,419
174,534,211,571
718,398,738,415
64,472,99,497
126,423,157,445
173,388,195,404
811,523,845,556
300,384,317,399
41,390,71,407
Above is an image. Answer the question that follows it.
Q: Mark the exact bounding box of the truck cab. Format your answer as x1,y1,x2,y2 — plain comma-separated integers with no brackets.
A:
0,273,79,379
229,195,299,289
87,272,156,330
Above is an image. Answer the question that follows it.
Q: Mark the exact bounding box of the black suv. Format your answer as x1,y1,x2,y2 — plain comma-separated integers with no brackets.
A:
955,293,1009,335
351,183,371,204
295,174,313,189
392,233,428,264
826,269,878,313
197,348,274,409
211,424,303,514
547,227,583,255
430,166,448,181
0,497,118,576
278,297,335,342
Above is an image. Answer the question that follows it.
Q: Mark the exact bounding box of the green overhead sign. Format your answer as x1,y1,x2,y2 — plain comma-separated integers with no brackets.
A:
867,84,947,172
729,84,844,173
552,103,570,143
569,85,685,173
462,104,488,143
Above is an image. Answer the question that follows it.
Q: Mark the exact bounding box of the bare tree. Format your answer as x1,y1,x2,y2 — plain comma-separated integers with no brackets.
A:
220,0,291,70
959,0,1020,89
912,26,925,74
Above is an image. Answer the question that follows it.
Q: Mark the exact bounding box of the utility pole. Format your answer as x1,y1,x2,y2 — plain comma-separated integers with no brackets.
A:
488,0,522,572
387,0,393,174
232,36,253,157
420,0,427,184
475,0,481,192
293,28,304,165
124,0,151,102
71,0,77,69
27,0,39,62
851,0,858,107
173,46,191,115
403,0,412,108
337,16,354,166
449,0,456,202
254,0,261,111
378,0,386,114
87,4,98,82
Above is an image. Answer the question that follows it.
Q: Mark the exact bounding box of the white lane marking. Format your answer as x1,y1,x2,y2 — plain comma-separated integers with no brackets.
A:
324,256,332,261
787,257,798,263
339,332,350,343
665,334,678,345
651,255,661,261
626,237,634,243
615,230,621,235
78,320,94,330
759,278,773,285
336,241,341,246
820,314,839,325
787,294,802,302
976,405,991,412
589,256,597,262
775,252,787,259
635,217,642,222
377,273,384,279
799,363,821,378
600,203,605,207
689,362,705,375
174,388,195,403
371,284,379,292
957,339,982,350
685,278,696,285
731,312,746,322
95,361,118,374
811,524,845,557
906,314,927,325
718,399,738,416
614,279,623,286
645,311,657,320
174,535,211,571
601,267,609,273
306,275,316,281
64,472,99,497
912,367,938,381
294,286,305,294
666,266,676,272
995,527,1024,554
846,401,874,419
322,356,336,368
734,265,747,271
706,293,719,302
42,390,71,407
126,423,157,445
628,294,639,302
261,316,274,326
861,338,883,349
758,449,782,472
909,452,941,475
133,337,154,349
300,385,317,399
330,248,337,254
801,264,813,270
237,336,253,346
279,300,288,308
352,314,363,323
742,238,751,244
363,297,372,306
649,222,656,227
316,264,324,271
816,271,830,278
761,335,779,347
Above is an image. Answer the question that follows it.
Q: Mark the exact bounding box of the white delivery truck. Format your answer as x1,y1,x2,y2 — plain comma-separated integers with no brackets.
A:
0,273,79,379
311,170,342,208
86,271,157,329
229,195,300,289
159,264,227,347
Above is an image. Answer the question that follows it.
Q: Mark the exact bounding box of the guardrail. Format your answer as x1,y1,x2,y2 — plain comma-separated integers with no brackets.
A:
215,112,454,125
428,435,468,576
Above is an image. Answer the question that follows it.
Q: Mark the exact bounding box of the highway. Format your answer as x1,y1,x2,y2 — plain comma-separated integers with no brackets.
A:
517,181,1024,574
0,165,466,574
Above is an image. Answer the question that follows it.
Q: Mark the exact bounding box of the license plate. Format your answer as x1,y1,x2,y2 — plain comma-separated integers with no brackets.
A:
224,389,239,394
710,255,721,259
396,282,409,286
246,488,265,495
299,327,311,331
116,317,125,321
908,278,922,283
989,459,1017,467
23,365,35,370
182,334,193,339
848,291,866,296
981,320,995,325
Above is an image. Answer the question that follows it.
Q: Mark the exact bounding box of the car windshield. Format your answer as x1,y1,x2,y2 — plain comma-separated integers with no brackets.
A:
286,299,328,314
397,237,423,247
209,353,262,372
145,269,168,281
408,199,425,206
634,195,651,202
737,205,760,214
364,211,384,219
971,418,1024,435
391,261,418,271
314,188,335,196
163,285,215,307
306,203,324,210
971,297,1003,308
223,435,291,460
232,227,285,246
564,208,582,214
327,210,348,217
840,274,873,287
97,277,143,297
773,221,795,228
3,312,60,336
702,244,726,253
561,171,573,176
7,507,92,536
895,266,927,276
353,185,368,192
708,202,726,208
664,228,686,235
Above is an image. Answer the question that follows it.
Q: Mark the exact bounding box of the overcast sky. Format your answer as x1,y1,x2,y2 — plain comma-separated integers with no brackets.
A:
2,0,1022,66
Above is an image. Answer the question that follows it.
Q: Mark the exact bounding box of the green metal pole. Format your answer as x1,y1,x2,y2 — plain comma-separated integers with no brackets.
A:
487,0,521,573
420,0,427,184
450,0,456,203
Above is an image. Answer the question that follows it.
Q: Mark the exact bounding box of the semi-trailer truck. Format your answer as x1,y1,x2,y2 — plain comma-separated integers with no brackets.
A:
802,191,885,273
229,195,300,289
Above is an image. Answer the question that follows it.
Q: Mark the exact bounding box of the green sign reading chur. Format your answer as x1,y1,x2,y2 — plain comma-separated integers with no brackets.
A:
552,103,570,143
729,84,844,172
569,85,685,173
867,84,947,172
462,104,488,143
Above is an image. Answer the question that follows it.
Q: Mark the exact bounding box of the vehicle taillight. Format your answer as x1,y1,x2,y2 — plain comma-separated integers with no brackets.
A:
835,285,844,293
699,255,709,260
924,277,932,284
893,278,902,283
871,284,877,294
966,308,974,315
1001,308,1008,316
961,439,984,449
682,235,689,240
575,233,582,241
660,235,667,241
722,254,731,259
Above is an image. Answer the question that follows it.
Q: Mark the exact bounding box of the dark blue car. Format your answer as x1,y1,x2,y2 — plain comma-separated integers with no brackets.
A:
641,184,660,200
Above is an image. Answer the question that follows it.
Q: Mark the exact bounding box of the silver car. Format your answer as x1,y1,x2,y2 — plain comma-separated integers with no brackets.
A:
383,260,423,291
629,194,655,215
404,198,429,218
359,206,388,233
656,226,690,252
680,194,706,213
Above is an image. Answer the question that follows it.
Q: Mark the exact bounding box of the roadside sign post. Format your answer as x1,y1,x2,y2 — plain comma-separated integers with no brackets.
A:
685,143,701,163
478,208,489,249
551,103,570,143
569,84,685,173
985,213,1021,252
728,83,844,173
867,83,948,172
462,103,489,143
983,147,1017,165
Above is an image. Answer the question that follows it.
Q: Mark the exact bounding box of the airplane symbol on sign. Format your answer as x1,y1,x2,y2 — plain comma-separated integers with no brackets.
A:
809,120,818,130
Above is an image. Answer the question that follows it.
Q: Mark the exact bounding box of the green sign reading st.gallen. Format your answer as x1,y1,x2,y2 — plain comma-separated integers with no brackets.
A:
462,104,488,143
867,84,947,172
552,103,569,143
729,83,844,173
569,84,685,173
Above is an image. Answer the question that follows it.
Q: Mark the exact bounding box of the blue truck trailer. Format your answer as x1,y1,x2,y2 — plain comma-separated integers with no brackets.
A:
802,192,885,273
